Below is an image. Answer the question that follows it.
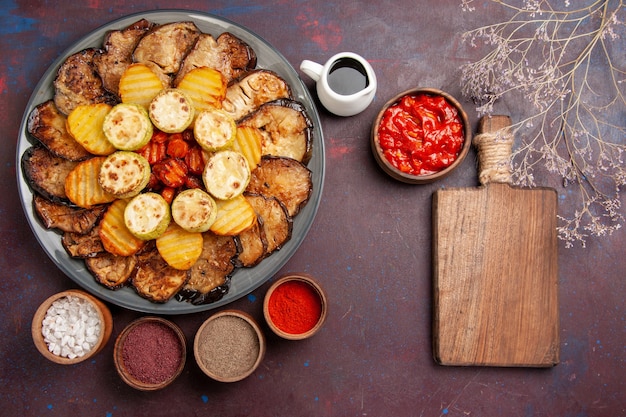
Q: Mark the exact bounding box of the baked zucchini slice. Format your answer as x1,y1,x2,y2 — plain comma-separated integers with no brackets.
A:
98,151,151,198
202,150,250,200
171,188,217,233
124,192,171,240
148,88,194,133
193,109,236,152
102,103,153,151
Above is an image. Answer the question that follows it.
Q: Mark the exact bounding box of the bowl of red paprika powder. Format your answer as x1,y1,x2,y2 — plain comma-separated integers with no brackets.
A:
263,273,328,340
371,87,471,184
113,316,186,391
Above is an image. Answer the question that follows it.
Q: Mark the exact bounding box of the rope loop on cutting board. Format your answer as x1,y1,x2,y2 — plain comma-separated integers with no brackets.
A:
474,126,513,186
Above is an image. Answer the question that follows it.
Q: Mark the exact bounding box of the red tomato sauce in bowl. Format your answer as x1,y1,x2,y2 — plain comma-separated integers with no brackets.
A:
377,93,465,176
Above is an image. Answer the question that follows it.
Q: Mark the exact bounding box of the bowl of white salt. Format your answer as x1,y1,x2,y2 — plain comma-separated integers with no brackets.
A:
31,289,113,365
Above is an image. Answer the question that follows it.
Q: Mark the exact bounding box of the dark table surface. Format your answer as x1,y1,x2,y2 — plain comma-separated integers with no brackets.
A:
2,1,624,416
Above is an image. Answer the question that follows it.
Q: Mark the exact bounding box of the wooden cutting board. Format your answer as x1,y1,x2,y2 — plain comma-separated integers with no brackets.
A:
432,115,559,367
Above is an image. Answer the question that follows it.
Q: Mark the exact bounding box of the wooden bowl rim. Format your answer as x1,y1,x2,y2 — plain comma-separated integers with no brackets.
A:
31,289,112,365
371,87,472,184
113,316,187,391
263,273,328,340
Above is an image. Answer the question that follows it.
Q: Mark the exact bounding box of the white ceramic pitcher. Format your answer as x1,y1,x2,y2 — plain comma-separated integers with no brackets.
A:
300,52,377,117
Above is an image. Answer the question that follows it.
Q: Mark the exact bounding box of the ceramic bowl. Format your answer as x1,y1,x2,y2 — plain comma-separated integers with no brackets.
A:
32,289,113,365
263,273,328,340
114,316,187,391
194,310,266,383
371,87,471,184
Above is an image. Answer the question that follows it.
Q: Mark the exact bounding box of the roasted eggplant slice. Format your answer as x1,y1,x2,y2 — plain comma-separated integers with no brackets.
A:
33,194,106,234
174,32,256,86
85,252,137,290
238,99,313,164
62,224,105,258
245,193,292,256
53,48,118,115
246,156,313,217
222,70,292,122
234,218,268,267
131,243,190,303
27,100,91,161
176,232,238,305
133,21,201,75
94,19,155,96
21,146,80,203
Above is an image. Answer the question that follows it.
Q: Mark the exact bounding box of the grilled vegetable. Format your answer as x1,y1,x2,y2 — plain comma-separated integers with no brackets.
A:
124,192,171,240
176,66,227,113
22,146,79,202
62,224,105,258
156,223,204,270
132,242,190,303
222,70,291,121
65,156,117,208
171,188,217,233
173,32,256,86
85,252,137,290
234,219,267,267
194,109,236,152
99,198,146,256
118,63,167,108
246,155,313,217
103,103,153,151
245,193,292,255
239,99,313,164
33,194,106,234
66,103,116,156
94,19,155,96
53,48,117,116
202,150,250,200
148,88,195,133
233,125,263,170
27,100,91,161
176,231,237,305
98,151,151,198
133,21,201,75
209,194,256,236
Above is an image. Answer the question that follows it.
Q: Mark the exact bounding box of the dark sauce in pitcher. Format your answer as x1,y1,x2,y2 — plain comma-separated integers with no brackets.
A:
327,58,369,95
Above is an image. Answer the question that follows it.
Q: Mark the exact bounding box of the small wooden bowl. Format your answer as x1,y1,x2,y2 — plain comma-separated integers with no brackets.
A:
114,317,187,391
194,310,266,383
371,87,471,184
31,289,113,365
263,273,328,340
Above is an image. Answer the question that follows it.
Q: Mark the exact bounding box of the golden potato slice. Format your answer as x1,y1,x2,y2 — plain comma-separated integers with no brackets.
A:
119,63,166,108
66,103,116,155
233,125,262,170
64,156,117,208
156,223,204,270
209,194,256,236
99,198,146,256
176,66,227,113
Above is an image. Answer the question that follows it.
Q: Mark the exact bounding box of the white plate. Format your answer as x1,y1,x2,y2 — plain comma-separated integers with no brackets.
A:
16,10,325,314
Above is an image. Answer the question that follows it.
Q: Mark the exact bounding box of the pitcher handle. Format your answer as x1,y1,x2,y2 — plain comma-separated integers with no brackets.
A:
300,60,323,82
